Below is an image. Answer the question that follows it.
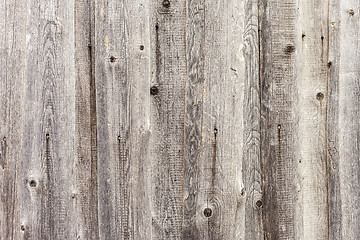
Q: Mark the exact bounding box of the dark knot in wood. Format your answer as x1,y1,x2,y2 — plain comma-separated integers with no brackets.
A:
150,86,159,95
204,208,212,217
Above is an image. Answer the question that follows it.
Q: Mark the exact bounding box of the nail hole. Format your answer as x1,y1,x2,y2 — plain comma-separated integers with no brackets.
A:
214,128,218,134
316,92,324,101
348,9,355,16
155,24,159,30
327,62,332,68
277,125,281,130
46,133,50,139
150,86,159,95
321,36,324,40
140,45,144,50
302,34,306,38
3,137,6,142
21,225,25,231
71,194,76,199
256,200,263,207
110,56,116,62
117,136,121,141
29,180,37,188
203,208,212,217
163,0,170,8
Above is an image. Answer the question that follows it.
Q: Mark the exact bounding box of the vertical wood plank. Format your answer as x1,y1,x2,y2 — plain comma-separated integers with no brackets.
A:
327,0,341,239
183,0,205,238
95,0,152,238
328,0,360,239
95,0,130,237
184,0,258,238
192,0,247,238
299,0,329,239
260,0,302,239
242,0,263,238
0,0,27,238
148,0,187,239
74,0,99,238
20,0,77,239
125,0,152,239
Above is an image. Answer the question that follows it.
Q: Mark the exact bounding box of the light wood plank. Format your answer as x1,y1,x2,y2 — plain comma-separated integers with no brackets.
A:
148,0,187,239
242,0,263,238
125,0,152,239
328,1,360,239
183,0,205,238
20,0,77,239
299,0,329,239
190,0,248,238
0,0,27,238
95,0,152,238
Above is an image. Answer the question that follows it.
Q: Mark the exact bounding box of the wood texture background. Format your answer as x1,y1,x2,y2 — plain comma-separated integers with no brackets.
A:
0,0,359,239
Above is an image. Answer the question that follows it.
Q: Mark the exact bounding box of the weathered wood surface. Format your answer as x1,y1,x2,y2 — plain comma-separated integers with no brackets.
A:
1,0,360,239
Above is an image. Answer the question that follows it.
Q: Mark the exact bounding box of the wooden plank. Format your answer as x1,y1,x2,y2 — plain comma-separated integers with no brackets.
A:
183,0,205,237
95,0,130,237
327,0,341,239
299,0,329,239
184,0,249,238
328,1,360,239
0,0,27,239
74,0,99,238
148,0,187,239
242,0,263,239
124,0,152,239
260,0,301,239
20,0,77,239
95,0,152,238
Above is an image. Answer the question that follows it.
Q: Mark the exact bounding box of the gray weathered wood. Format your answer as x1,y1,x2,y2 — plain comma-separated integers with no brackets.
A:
184,0,249,238
327,1,360,239
0,0,26,239
2,0,360,239
95,0,152,239
74,0,99,238
260,0,301,239
20,0,77,239
148,0,187,238
299,0,329,239
242,0,263,238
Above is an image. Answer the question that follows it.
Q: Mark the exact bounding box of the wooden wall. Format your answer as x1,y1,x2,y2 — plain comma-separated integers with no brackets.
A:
0,0,359,239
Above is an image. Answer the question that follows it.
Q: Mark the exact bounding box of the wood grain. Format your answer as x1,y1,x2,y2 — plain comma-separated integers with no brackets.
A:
183,0,205,237
299,0,329,239
1,0,360,239
20,0,77,239
328,1,360,239
242,0,263,238
74,0,99,238
95,0,152,239
195,0,245,238
0,0,26,239
260,0,301,239
148,0,187,239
